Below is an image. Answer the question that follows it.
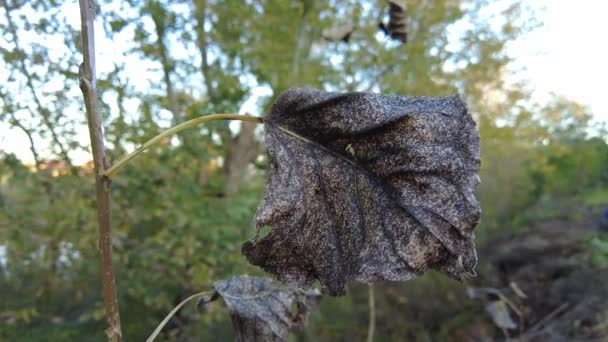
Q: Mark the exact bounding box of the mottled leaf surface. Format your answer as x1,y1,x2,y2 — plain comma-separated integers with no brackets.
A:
243,88,481,295
214,275,321,342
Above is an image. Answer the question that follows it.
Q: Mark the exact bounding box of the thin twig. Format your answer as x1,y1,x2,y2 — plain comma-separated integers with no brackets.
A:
8,111,41,169
2,3,74,172
78,0,123,341
103,114,264,178
147,290,214,342
526,302,570,334
0,90,41,168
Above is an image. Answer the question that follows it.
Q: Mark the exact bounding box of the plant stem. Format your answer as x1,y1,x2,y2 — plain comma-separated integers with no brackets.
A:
146,290,215,342
367,284,375,342
104,114,263,178
78,0,122,340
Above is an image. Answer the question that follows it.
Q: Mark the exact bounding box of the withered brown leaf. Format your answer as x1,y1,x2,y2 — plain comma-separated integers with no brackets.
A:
213,276,321,342
242,88,481,296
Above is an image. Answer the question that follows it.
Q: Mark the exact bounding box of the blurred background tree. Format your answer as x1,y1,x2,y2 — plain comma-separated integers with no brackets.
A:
1,0,607,340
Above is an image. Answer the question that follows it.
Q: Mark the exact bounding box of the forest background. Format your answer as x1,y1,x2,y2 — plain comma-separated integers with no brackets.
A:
1,0,607,340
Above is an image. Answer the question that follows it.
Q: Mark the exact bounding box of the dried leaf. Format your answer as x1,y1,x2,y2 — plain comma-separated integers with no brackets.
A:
243,88,481,295
379,0,408,43
214,275,321,342
322,23,355,43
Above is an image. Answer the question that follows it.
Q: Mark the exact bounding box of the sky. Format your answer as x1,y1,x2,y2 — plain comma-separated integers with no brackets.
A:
1,0,607,165
507,0,608,125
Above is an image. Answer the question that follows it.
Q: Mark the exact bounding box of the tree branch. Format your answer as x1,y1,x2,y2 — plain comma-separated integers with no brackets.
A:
9,112,41,169
222,121,260,195
149,1,180,125
0,91,41,168
290,0,313,82
77,0,123,340
111,64,128,155
194,0,217,104
2,3,75,172
193,1,262,194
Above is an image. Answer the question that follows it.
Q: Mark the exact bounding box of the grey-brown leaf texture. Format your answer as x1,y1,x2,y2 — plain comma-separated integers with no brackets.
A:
242,88,481,296
213,276,321,342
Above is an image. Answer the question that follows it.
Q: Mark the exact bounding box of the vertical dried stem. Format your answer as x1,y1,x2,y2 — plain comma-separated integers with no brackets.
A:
77,0,123,340
367,284,375,342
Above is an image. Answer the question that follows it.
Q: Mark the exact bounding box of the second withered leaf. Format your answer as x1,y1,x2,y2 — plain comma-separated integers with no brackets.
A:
242,88,481,296
214,276,321,342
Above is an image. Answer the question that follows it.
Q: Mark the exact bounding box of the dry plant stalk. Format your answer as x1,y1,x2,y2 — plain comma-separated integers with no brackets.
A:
78,0,123,340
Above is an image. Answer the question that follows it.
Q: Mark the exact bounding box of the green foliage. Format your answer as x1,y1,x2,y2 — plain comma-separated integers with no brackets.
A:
476,95,608,236
0,148,265,339
584,189,608,206
589,236,608,267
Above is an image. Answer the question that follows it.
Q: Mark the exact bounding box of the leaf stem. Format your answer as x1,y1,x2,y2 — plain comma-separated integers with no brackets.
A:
147,290,215,342
103,114,263,178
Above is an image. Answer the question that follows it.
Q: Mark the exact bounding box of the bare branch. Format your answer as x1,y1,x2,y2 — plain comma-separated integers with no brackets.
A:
193,0,217,104
149,1,180,125
193,1,261,195
77,0,123,340
9,112,41,169
290,0,313,82
0,91,41,168
222,121,259,195
2,4,74,172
